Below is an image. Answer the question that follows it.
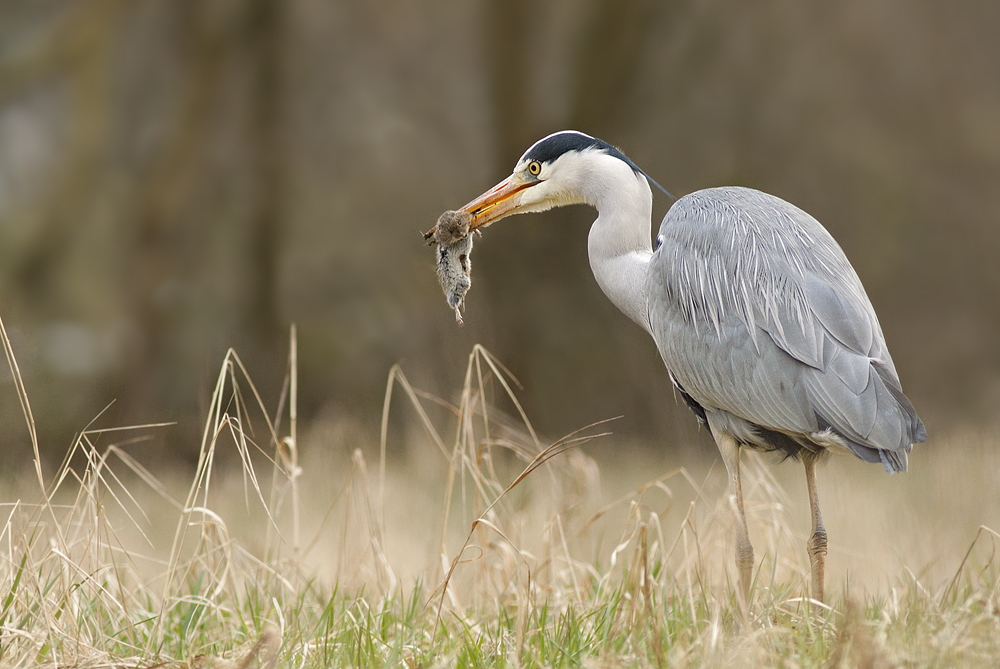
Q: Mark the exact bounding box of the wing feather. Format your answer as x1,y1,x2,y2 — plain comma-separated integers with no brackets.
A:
647,187,925,467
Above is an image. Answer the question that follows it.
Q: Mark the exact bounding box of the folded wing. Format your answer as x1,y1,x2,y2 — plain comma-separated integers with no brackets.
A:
647,187,926,472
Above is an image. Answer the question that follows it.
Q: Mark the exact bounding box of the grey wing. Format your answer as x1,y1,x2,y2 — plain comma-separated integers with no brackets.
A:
647,187,926,471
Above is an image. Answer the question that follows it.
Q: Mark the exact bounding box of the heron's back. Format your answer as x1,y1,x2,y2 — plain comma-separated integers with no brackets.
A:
647,187,926,472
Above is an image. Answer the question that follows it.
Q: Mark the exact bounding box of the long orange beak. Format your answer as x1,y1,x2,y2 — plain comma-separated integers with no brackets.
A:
458,173,537,232
425,173,538,241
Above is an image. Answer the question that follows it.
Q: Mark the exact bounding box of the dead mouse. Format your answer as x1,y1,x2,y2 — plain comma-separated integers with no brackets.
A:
425,210,475,325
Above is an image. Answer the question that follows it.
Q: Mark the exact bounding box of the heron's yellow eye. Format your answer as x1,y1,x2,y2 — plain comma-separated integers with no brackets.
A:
528,161,541,176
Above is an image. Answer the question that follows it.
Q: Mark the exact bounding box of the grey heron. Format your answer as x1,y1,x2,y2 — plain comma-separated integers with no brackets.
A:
436,130,927,605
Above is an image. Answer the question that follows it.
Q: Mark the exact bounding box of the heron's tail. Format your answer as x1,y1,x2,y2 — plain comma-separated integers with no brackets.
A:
812,360,926,474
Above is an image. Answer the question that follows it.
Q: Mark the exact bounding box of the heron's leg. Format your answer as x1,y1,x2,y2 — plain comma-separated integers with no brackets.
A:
711,427,754,608
802,452,827,603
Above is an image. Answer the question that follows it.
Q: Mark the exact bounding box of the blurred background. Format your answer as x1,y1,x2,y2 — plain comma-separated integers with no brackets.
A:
1,0,998,466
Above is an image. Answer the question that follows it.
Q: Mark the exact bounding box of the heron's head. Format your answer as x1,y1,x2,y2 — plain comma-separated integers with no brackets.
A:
458,130,653,231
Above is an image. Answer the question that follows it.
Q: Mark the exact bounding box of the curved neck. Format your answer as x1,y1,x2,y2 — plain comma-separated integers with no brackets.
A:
586,166,654,335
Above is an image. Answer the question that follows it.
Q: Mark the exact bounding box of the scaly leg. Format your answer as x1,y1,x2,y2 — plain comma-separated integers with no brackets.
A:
711,426,754,610
802,452,828,603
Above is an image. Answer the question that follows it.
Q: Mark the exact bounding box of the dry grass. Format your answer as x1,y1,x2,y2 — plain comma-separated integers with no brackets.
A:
1,317,999,668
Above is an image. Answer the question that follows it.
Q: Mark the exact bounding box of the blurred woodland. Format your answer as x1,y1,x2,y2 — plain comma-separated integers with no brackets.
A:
1,0,999,464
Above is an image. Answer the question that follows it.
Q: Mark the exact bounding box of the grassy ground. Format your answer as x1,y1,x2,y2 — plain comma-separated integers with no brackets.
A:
1,327,999,668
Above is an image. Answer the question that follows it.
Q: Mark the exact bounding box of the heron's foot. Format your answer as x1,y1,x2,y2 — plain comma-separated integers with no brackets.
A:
807,527,828,603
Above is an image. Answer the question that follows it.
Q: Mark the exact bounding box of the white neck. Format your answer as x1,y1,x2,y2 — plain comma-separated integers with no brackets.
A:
584,159,654,335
